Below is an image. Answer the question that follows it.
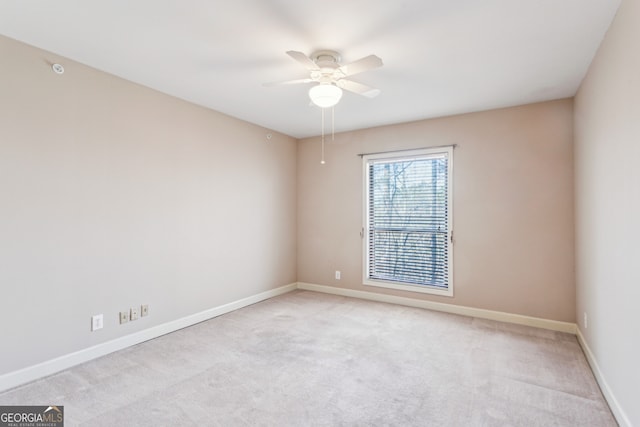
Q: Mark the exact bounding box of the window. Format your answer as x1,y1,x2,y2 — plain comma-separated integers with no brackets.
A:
363,147,453,296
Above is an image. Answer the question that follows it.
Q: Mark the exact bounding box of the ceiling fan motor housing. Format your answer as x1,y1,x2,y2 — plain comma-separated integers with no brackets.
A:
310,50,345,82
311,50,341,66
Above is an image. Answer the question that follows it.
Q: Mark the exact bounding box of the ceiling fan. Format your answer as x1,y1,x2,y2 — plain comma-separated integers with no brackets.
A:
264,50,383,108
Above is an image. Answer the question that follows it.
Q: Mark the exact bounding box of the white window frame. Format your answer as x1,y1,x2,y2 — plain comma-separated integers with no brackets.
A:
362,147,453,297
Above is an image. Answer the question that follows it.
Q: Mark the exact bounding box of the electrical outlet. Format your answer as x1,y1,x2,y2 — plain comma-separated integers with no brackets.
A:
91,314,103,331
335,270,341,280
119,311,129,324
584,312,588,329
130,307,139,321
141,304,149,317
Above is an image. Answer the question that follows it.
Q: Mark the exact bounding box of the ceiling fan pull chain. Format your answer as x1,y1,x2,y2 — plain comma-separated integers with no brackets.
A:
332,106,335,141
321,107,326,165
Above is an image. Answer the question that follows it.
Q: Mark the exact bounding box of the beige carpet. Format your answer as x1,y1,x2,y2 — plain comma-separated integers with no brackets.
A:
0,290,616,426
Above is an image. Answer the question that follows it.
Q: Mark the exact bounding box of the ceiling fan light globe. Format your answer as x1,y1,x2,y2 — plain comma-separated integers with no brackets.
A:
309,84,343,108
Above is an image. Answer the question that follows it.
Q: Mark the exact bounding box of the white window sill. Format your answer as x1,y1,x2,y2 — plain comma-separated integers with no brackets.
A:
363,278,453,297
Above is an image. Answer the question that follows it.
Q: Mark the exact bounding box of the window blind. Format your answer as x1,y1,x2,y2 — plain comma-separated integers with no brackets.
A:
366,152,450,290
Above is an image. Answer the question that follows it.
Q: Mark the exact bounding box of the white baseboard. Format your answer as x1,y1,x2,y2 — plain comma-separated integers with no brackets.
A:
576,328,631,427
0,283,297,393
296,282,577,334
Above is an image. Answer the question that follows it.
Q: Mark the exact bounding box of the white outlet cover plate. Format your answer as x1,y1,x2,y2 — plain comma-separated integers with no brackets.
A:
91,314,103,331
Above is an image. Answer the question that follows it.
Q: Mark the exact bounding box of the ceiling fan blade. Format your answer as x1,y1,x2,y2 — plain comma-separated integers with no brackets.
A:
263,78,314,87
286,51,319,70
337,79,381,98
338,55,383,77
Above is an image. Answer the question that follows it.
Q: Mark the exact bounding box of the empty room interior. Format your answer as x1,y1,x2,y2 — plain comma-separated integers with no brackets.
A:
0,1,638,426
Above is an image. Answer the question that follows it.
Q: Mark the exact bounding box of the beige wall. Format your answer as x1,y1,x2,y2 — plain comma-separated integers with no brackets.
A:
298,100,575,322
0,35,297,375
574,0,640,424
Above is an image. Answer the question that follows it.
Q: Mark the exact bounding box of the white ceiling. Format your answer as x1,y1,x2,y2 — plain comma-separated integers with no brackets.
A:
0,0,620,139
